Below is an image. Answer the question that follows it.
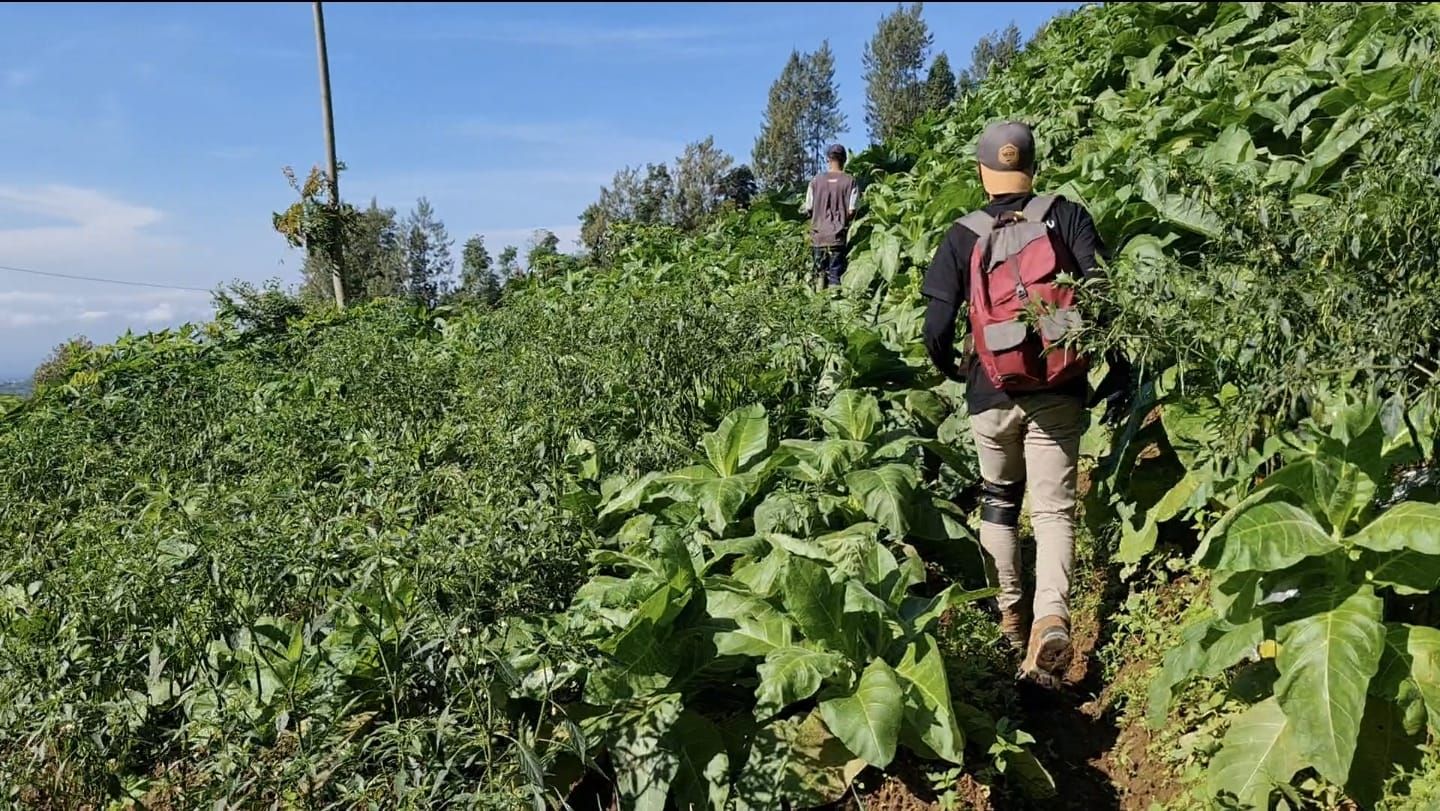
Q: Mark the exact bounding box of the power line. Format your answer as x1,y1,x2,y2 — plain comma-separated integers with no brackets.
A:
0,263,214,293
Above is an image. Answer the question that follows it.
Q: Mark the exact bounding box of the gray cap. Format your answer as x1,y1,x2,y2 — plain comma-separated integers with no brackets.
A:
977,121,1035,173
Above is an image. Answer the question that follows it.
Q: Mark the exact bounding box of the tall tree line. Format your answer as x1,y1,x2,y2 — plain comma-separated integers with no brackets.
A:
580,136,743,257
296,195,522,308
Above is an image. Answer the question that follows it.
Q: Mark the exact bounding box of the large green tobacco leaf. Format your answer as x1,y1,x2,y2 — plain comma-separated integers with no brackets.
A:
845,464,918,537
1368,550,1440,595
895,634,965,764
902,389,948,432
707,588,795,657
820,390,883,443
610,694,684,811
819,658,905,768
1206,697,1304,809
731,711,865,810
1349,503,1440,554
1345,696,1425,808
782,556,851,654
1116,470,1204,565
668,711,731,811
1162,395,1223,468
732,548,787,599
695,472,763,535
597,472,664,523
753,492,818,536
586,583,689,702
1201,619,1263,677
899,584,996,638
1211,569,1263,625
814,523,892,584
1274,586,1384,784
1210,499,1340,573
779,438,870,483
755,644,846,718
1262,455,1377,534
702,403,769,477
1371,624,1440,737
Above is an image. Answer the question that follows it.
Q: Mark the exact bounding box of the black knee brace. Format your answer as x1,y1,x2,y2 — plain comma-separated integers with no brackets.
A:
980,479,1024,526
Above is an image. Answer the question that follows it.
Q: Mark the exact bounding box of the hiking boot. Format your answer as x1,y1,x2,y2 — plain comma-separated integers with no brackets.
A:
1019,614,1072,689
999,605,1029,654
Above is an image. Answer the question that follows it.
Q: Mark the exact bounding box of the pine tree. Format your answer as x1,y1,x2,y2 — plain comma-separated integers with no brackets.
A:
923,51,957,114
862,2,933,143
752,50,809,191
957,23,1023,92
800,41,846,177
459,235,501,306
402,197,454,307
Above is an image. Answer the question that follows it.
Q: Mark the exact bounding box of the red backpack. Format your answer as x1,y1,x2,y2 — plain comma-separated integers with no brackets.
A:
957,195,1088,393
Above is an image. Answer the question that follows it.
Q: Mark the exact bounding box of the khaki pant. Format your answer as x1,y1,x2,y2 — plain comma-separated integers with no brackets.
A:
970,394,1086,622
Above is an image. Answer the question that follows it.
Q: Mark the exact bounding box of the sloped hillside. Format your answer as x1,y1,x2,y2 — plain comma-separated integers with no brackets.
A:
1,3,1438,809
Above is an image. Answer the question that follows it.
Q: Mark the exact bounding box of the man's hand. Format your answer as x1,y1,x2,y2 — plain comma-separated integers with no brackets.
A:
1098,388,1132,427
1089,351,1134,427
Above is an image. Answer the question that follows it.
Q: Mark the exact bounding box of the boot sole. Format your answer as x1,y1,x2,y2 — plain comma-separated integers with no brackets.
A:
1019,632,1072,688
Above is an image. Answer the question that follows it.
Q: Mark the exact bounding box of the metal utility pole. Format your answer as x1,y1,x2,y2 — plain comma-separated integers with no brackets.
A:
313,0,346,309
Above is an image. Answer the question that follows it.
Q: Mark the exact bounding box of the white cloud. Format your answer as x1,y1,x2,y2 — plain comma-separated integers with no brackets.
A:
0,291,60,306
0,184,180,274
139,302,175,324
0,311,55,329
0,185,161,233
0,288,211,332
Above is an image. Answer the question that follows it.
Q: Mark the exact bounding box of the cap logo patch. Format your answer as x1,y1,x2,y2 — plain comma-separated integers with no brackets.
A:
998,143,1021,168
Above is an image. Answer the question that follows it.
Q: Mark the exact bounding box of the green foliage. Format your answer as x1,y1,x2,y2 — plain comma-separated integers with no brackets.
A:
0,216,840,805
1149,395,1440,806
30,335,94,392
847,1,1440,447
583,139,738,257
506,396,1008,805
9,1,1440,807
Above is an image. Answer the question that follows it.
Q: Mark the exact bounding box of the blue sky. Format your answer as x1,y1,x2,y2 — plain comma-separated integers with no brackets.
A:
0,1,1076,379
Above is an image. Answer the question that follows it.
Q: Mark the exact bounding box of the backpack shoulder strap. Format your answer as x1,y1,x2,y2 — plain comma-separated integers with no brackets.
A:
956,210,995,237
1021,194,1057,223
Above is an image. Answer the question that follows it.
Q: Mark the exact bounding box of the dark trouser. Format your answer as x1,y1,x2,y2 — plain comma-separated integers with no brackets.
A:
812,246,847,288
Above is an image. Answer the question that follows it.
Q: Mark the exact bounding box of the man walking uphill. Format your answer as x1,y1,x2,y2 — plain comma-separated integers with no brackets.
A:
921,120,1126,689
801,144,859,289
